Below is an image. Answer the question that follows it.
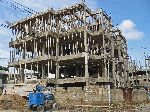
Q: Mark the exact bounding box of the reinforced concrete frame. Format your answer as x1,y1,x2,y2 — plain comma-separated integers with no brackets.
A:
8,1,128,88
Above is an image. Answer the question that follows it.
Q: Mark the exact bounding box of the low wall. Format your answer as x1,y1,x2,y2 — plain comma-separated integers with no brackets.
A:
2,84,37,96
55,85,124,107
132,88,149,102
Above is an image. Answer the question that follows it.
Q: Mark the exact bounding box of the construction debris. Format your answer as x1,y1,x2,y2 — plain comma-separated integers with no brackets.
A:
0,94,26,111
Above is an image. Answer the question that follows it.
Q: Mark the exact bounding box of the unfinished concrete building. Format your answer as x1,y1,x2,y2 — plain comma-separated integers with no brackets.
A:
128,59,150,87
8,1,128,88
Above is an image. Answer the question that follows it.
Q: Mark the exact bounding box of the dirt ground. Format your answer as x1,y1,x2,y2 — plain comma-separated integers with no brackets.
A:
0,94,150,112
0,105,150,112
0,94,26,112
1,103,150,112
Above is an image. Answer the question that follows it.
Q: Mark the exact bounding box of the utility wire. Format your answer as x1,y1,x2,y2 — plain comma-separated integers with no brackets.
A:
13,0,37,13
0,0,36,14
0,58,6,59
0,0,38,29
0,0,31,15
0,23,11,29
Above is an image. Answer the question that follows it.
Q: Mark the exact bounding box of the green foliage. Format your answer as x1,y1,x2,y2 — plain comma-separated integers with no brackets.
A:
0,66,8,71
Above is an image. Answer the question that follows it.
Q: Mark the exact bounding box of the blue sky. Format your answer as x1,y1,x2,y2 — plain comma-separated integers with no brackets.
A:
0,0,150,67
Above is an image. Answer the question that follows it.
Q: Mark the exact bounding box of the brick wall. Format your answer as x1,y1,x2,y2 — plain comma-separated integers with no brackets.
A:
55,85,124,107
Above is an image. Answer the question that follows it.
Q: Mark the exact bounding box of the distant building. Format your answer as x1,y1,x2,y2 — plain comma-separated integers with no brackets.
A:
0,69,9,85
129,69,150,87
0,67,8,88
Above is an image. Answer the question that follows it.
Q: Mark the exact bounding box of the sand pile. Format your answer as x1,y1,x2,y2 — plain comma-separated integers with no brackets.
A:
0,94,26,111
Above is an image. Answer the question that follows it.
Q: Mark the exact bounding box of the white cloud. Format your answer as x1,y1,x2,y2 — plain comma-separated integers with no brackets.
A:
119,20,144,40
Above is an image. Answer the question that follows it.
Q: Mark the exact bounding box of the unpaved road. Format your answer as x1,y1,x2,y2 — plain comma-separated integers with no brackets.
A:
1,103,150,112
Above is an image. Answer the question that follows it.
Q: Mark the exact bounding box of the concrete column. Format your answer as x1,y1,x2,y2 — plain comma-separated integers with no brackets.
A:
31,63,33,79
129,59,134,87
22,43,24,59
61,45,63,56
75,41,78,54
12,50,14,61
25,42,27,59
83,8,89,79
116,63,120,87
55,17,60,80
42,40,46,56
111,37,116,86
111,38,114,58
102,34,107,78
36,41,38,56
10,51,12,62
42,63,46,79
118,45,121,60
14,45,16,61
112,60,116,87
132,71,134,87
19,64,22,81
72,43,75,54
50,60,53,70
56,62,59,79
19,47,22,60
107,60,110,80
48,37,50,55
36,62,39,78
100,10,104,29
34,39,36,57
84,31,89,78
98,65,100,78
14,66,16,84
48,60,50,78
56,37,59,79
25,63,26,81
131,61,135,87
21,68,25,83
37,62,38,72
8,68,11,80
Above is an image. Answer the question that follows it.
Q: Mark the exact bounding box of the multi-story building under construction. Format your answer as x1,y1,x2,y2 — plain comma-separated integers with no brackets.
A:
8,1,128,88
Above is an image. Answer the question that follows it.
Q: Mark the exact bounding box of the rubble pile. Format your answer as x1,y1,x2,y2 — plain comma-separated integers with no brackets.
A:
0,94,26,111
